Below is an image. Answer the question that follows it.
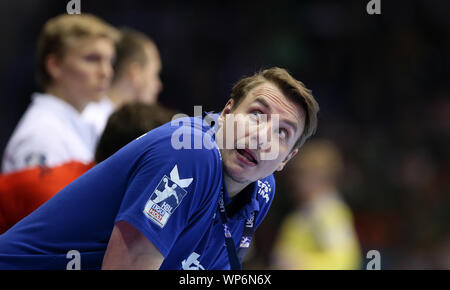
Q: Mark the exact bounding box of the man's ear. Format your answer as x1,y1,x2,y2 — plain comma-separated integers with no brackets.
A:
127,62,143,86
220,99,234,121
276,148,298,172
45,54,62,81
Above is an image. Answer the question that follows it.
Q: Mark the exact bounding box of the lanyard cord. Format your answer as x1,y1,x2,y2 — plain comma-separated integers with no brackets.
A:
218,187,256,270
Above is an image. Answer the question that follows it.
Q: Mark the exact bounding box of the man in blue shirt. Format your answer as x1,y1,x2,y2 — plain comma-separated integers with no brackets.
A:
0,67,319,270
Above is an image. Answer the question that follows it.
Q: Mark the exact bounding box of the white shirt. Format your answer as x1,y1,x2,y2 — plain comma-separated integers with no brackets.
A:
2,93,97,173
81,97,115,145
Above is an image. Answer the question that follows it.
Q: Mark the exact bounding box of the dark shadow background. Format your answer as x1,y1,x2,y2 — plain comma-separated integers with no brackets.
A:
0,0,449,269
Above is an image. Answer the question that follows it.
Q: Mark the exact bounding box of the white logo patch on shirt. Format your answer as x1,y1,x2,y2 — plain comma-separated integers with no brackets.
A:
144,165,193,228
182,252,205,270
257,180,271,203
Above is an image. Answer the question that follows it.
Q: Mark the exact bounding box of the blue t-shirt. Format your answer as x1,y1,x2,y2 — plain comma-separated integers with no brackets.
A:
0,114,275,270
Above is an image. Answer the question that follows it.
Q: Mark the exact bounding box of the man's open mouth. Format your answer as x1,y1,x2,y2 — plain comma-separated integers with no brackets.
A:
236,149,258,165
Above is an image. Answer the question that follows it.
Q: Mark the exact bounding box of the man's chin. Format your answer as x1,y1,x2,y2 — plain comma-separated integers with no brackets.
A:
223,165,252,184
88,93,104,103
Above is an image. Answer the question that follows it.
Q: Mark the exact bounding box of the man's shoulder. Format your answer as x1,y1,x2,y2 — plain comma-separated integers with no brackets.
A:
136,114,220,160
255,175,275,205
123,118,222,181
6,117,72,154
12,103,70,139
2,102,92,172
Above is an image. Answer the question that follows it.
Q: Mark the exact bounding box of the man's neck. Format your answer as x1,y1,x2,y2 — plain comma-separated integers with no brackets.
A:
216,121,252,198
108,84,131,108
45,86,85,113
223,173,251,199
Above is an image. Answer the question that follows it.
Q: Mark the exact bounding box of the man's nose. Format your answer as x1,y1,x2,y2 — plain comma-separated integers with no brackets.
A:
99,60,112,79
249,120,272,151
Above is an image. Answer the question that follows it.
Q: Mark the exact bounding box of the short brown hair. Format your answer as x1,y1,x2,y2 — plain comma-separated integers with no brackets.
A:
113,28,156,83
95,103,176,163
36,14,120,89
230,67,319,149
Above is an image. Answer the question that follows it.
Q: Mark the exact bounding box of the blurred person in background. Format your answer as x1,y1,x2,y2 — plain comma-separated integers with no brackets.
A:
1,14,119,173
0,103,176,234
82,28,163,141
271,139,362,269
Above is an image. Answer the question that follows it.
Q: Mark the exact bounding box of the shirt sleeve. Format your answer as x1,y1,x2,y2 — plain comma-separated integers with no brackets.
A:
114,131,222,257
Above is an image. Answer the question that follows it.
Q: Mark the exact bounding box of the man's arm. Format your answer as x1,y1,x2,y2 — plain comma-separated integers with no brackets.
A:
101,220,164,270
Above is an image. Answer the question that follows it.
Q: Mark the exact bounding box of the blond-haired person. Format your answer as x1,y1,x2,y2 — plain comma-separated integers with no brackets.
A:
2,14,119,173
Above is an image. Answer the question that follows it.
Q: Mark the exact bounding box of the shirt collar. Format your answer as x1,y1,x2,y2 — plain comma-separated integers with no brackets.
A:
240,182,261,219
222,179,261,220
32,92,83,119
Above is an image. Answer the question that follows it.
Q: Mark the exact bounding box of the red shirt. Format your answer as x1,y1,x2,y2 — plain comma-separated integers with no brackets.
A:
0,161,93,234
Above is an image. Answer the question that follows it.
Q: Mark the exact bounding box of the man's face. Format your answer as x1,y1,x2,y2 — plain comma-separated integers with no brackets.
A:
134,43,162,104
50,37,115,104
219,81,305,184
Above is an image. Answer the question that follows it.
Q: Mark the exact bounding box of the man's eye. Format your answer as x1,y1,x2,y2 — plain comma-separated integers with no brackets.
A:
84,54,101,62
250,110,263,118
278,128,288,140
